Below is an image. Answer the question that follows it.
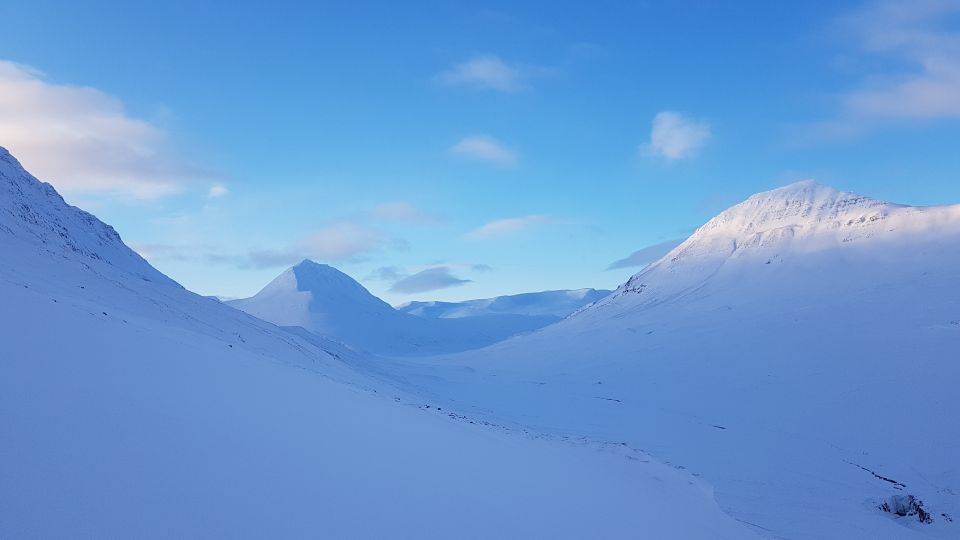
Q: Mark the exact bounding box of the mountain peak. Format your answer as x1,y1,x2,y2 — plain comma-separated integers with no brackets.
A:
695,181,895,241
0,145,170,284
288,259,364,289
242,259,391,313
609,181,914,297
293,258,329,269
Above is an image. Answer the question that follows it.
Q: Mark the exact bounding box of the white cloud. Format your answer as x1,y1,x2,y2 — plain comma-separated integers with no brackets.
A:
831,0,960,128
450,135,518,165
207,184,229,198
435,55,525,92
465,215,549,240
643,111,712,160
0,60,212,200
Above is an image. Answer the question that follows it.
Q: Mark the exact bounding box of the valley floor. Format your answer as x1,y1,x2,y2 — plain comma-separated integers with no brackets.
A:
0,271,753,539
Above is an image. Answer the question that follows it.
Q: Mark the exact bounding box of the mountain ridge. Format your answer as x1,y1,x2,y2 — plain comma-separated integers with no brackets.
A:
228,261,560,356
372,181,960,539
398,288,611,319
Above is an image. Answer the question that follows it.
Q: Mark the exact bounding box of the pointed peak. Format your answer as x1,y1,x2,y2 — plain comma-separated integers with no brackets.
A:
292,259,333,271
0,145,24,169
289,259,355,282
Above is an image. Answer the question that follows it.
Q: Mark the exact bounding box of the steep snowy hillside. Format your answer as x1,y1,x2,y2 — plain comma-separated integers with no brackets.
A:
368,181,960,540
2,146,758,538
228,261,557,356
399,288,611,319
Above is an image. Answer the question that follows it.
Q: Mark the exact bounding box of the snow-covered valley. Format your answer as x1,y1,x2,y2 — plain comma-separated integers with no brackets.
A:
2,145,959,539
227,261,563,357
362,181,960,539
0,147,755,538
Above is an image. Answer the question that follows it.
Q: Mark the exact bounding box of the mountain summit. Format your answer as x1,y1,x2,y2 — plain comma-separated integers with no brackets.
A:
0,146,169,284
404,181,960,539
608,180,959,302
228,261,558,356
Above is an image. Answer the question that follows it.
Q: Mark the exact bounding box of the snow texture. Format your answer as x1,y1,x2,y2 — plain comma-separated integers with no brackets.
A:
0,146,754,538
365,181,960,539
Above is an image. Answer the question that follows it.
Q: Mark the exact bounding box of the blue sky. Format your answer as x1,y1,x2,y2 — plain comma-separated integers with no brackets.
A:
2,0,959,304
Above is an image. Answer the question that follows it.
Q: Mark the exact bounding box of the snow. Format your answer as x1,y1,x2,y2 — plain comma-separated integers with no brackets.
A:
227,260,559,356
5,142,958,539
362,181,960,539
0,146,755,538
398,288,611,319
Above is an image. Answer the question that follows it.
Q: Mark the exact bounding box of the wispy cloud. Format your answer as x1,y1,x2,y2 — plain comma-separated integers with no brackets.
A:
465,215,550,240
607,239,685,270
371,201,438,224
643,111,712,160
300,222,392,261
450,135,518,165
389,267,471,294
138,220,404,271
132,242,238,266
0,60,214,200
814,1,960,138
365,265,405,282
246,250,305,270
435,55,527,92
207,184,229,198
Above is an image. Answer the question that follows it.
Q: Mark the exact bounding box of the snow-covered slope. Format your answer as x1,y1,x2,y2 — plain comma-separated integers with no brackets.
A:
369,181,960,539
2,146,757,538
228,261,558,356
399,288,611,319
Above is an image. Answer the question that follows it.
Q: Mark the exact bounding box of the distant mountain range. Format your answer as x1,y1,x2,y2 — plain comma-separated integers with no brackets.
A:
383,180,960,539
398,288,610,319
227,261,580,356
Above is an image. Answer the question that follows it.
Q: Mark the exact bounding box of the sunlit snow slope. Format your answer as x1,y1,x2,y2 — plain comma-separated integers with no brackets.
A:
370,181,960,540
0,146,754,538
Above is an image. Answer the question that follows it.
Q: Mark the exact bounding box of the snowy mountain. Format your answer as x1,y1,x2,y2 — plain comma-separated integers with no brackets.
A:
227,261,558,356
370,181,960,539
0,147,757,538
398,288,611,320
